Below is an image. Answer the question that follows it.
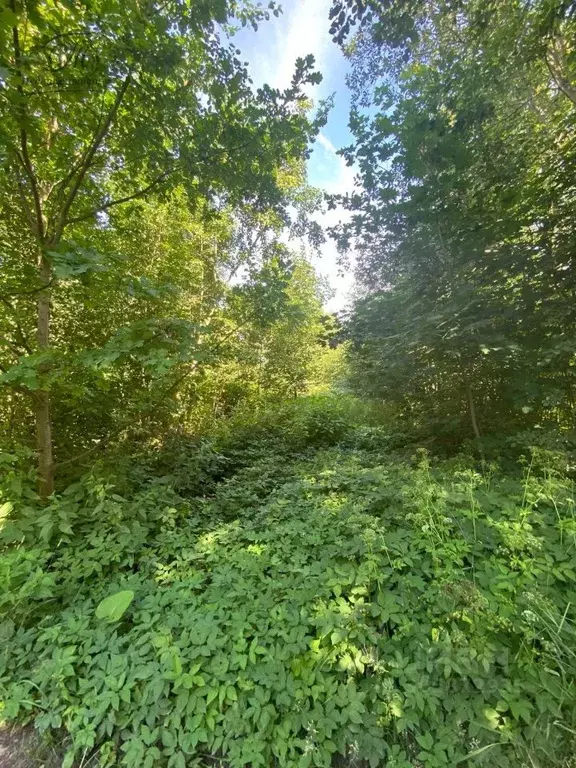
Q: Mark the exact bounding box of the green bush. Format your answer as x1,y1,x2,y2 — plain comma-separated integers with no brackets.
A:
213,394,369,453
104,396,372,502
1,430,575,767
0,445,38,505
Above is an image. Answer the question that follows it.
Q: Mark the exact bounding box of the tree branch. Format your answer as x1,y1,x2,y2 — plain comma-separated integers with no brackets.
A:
0,363,39,399
51,98,109,202
64,169,172,226
63,135,259,228
52,73,132,244
14,170,37,231
0,277,56,298
546,39,576,106
0,334,29,358
53,437,109,469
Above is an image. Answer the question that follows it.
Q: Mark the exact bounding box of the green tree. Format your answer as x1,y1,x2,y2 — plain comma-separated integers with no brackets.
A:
0,0,322,495
200,252,325,411
331,0,576,438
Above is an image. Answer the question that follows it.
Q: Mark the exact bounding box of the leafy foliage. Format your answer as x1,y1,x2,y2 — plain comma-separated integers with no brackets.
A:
2,2,576,767
96,591,135,623
0,0,326,494
1,397,576,767
332,0,576,438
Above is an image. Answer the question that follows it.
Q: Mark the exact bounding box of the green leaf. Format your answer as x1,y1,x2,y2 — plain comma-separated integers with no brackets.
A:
0,619,15,640
483,708,501,728
162,730,176,749
95,590,134,622
416,732,434,751
170,752,186,768
0,501,13,519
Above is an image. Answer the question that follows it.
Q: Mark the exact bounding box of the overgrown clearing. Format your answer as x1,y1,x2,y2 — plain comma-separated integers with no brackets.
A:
2,0,576,765
1,397,575,767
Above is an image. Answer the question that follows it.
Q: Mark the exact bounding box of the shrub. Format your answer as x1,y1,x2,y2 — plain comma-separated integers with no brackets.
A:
210,394,373,457
1,436,575,767
107,395,373,502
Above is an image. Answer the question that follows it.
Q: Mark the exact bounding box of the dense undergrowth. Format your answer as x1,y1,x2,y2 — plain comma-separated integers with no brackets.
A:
1,396,576,767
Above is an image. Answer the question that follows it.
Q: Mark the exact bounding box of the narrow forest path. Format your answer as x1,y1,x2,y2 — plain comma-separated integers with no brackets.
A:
0,724,61,767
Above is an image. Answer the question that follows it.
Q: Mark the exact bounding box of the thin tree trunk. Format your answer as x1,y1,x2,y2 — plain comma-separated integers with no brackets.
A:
35,390,53,497
466,383,481,440
35,252,54,498
9,11,131,497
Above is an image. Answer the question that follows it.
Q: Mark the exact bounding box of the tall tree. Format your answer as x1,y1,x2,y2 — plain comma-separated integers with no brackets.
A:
330,0,576,437
0,0,321,496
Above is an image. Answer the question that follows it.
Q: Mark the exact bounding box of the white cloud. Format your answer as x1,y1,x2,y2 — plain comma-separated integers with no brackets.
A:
315,132,356,195
307,132,357,311
316,132,337,153
238,0,333,93
311,239,355,313
270,0,333,92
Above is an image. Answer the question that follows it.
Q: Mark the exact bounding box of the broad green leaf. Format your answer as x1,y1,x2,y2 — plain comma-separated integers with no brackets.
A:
95,590,134,622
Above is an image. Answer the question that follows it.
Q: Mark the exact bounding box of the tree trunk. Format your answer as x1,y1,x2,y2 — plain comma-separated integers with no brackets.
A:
36,252,54,498
35,390,53,498
466,383,481,440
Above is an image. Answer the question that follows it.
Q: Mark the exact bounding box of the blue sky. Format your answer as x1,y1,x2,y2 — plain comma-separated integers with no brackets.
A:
233,0,357,312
